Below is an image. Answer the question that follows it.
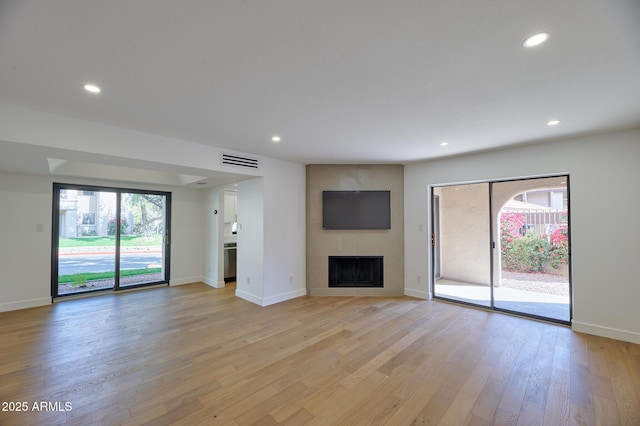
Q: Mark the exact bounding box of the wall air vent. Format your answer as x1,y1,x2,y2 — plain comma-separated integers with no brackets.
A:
221,153,259,169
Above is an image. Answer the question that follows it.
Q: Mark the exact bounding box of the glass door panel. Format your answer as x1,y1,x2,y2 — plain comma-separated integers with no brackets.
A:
118,192,167,288
491,177,570,322
57,188,117,295
54,184,170,298
432,183,492,307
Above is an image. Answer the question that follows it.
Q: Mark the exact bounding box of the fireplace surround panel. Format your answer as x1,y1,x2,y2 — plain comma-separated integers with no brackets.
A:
306,164,404,296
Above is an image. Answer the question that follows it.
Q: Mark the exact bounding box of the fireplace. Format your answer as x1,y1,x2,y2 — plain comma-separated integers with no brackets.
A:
328,256,383,288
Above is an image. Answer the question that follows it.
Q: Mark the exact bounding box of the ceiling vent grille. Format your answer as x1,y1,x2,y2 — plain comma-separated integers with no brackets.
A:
221,153,259,169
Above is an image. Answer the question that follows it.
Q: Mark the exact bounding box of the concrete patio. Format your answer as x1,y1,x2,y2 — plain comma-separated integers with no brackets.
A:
434,277,570,322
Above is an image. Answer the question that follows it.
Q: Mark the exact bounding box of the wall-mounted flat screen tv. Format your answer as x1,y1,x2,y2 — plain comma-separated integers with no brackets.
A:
322,190,391,230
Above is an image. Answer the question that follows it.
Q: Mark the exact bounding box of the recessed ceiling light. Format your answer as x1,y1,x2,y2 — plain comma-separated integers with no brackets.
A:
440,141,449,146
83,83,101,94
523,32,550,48
547,119,561,126
271,136,281,142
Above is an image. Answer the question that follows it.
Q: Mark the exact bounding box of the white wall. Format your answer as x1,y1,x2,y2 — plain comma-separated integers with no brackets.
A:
261,157,306,305
404,128,640,343
168,187,205,286
235,177,265,304
0,172,205,311
233,159,307,307
202,187,225,288
0,172,52,311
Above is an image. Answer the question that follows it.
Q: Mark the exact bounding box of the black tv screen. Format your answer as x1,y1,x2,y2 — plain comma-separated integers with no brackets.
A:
322,190,391,230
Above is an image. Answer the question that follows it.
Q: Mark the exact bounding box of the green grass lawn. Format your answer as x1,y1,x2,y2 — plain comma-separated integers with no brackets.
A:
58,268,162,284
59,235,163,247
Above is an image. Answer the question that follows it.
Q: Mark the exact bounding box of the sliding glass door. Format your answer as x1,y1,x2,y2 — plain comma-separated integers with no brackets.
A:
55,188,117,295
431,176,571,324
432,183,492,307
52,184,171,297
119,192,168,288
491,177,570,322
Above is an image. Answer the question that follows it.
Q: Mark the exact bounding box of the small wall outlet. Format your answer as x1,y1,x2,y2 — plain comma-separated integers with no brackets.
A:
417,275,422,284
246,277,250,286
289,275,294,284
418,224,424,232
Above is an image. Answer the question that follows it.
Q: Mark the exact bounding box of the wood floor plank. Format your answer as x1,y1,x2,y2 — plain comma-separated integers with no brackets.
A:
492,408,519,425
279,408,314,426
570,362,593,409
542,366,570,425
383,367,448,425
522,344,554,411
438,362,493,425
306,370,388,425
471,377,507,423
496,328,540,415
570,402,595,425
410,384,458,425
0,283,638,425
592,394,622,426
516,402,545,426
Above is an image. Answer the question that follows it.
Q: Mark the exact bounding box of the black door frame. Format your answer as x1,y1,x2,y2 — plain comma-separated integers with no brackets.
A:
51,182,171,298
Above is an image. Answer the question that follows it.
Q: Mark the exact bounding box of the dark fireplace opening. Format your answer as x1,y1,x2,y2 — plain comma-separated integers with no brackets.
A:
329,256,383,288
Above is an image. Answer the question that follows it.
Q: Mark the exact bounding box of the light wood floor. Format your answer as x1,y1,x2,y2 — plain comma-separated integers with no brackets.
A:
0,283,639,425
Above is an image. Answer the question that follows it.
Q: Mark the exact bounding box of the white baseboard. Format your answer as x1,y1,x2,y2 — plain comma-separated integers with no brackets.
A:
203,278,226,289
169,277,202,286
404,288,430,300
572,321,640,344
262,289,307,307
0,297,51,312
235,288,307,307
235,289,264,306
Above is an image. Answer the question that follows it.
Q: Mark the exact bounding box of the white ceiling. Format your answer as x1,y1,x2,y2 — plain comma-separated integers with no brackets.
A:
1,0,639,170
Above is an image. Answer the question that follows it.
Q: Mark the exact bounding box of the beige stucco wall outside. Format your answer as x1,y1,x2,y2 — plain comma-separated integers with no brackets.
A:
306,164,404,296
435,184,491,285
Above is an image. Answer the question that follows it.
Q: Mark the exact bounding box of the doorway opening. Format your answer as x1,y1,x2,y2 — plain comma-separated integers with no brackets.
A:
431,175,571,324
52,183,171,297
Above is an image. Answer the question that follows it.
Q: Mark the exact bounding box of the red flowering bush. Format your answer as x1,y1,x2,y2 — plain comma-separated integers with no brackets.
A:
500,211,569,272
548,223,569,268
500,213,524,253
